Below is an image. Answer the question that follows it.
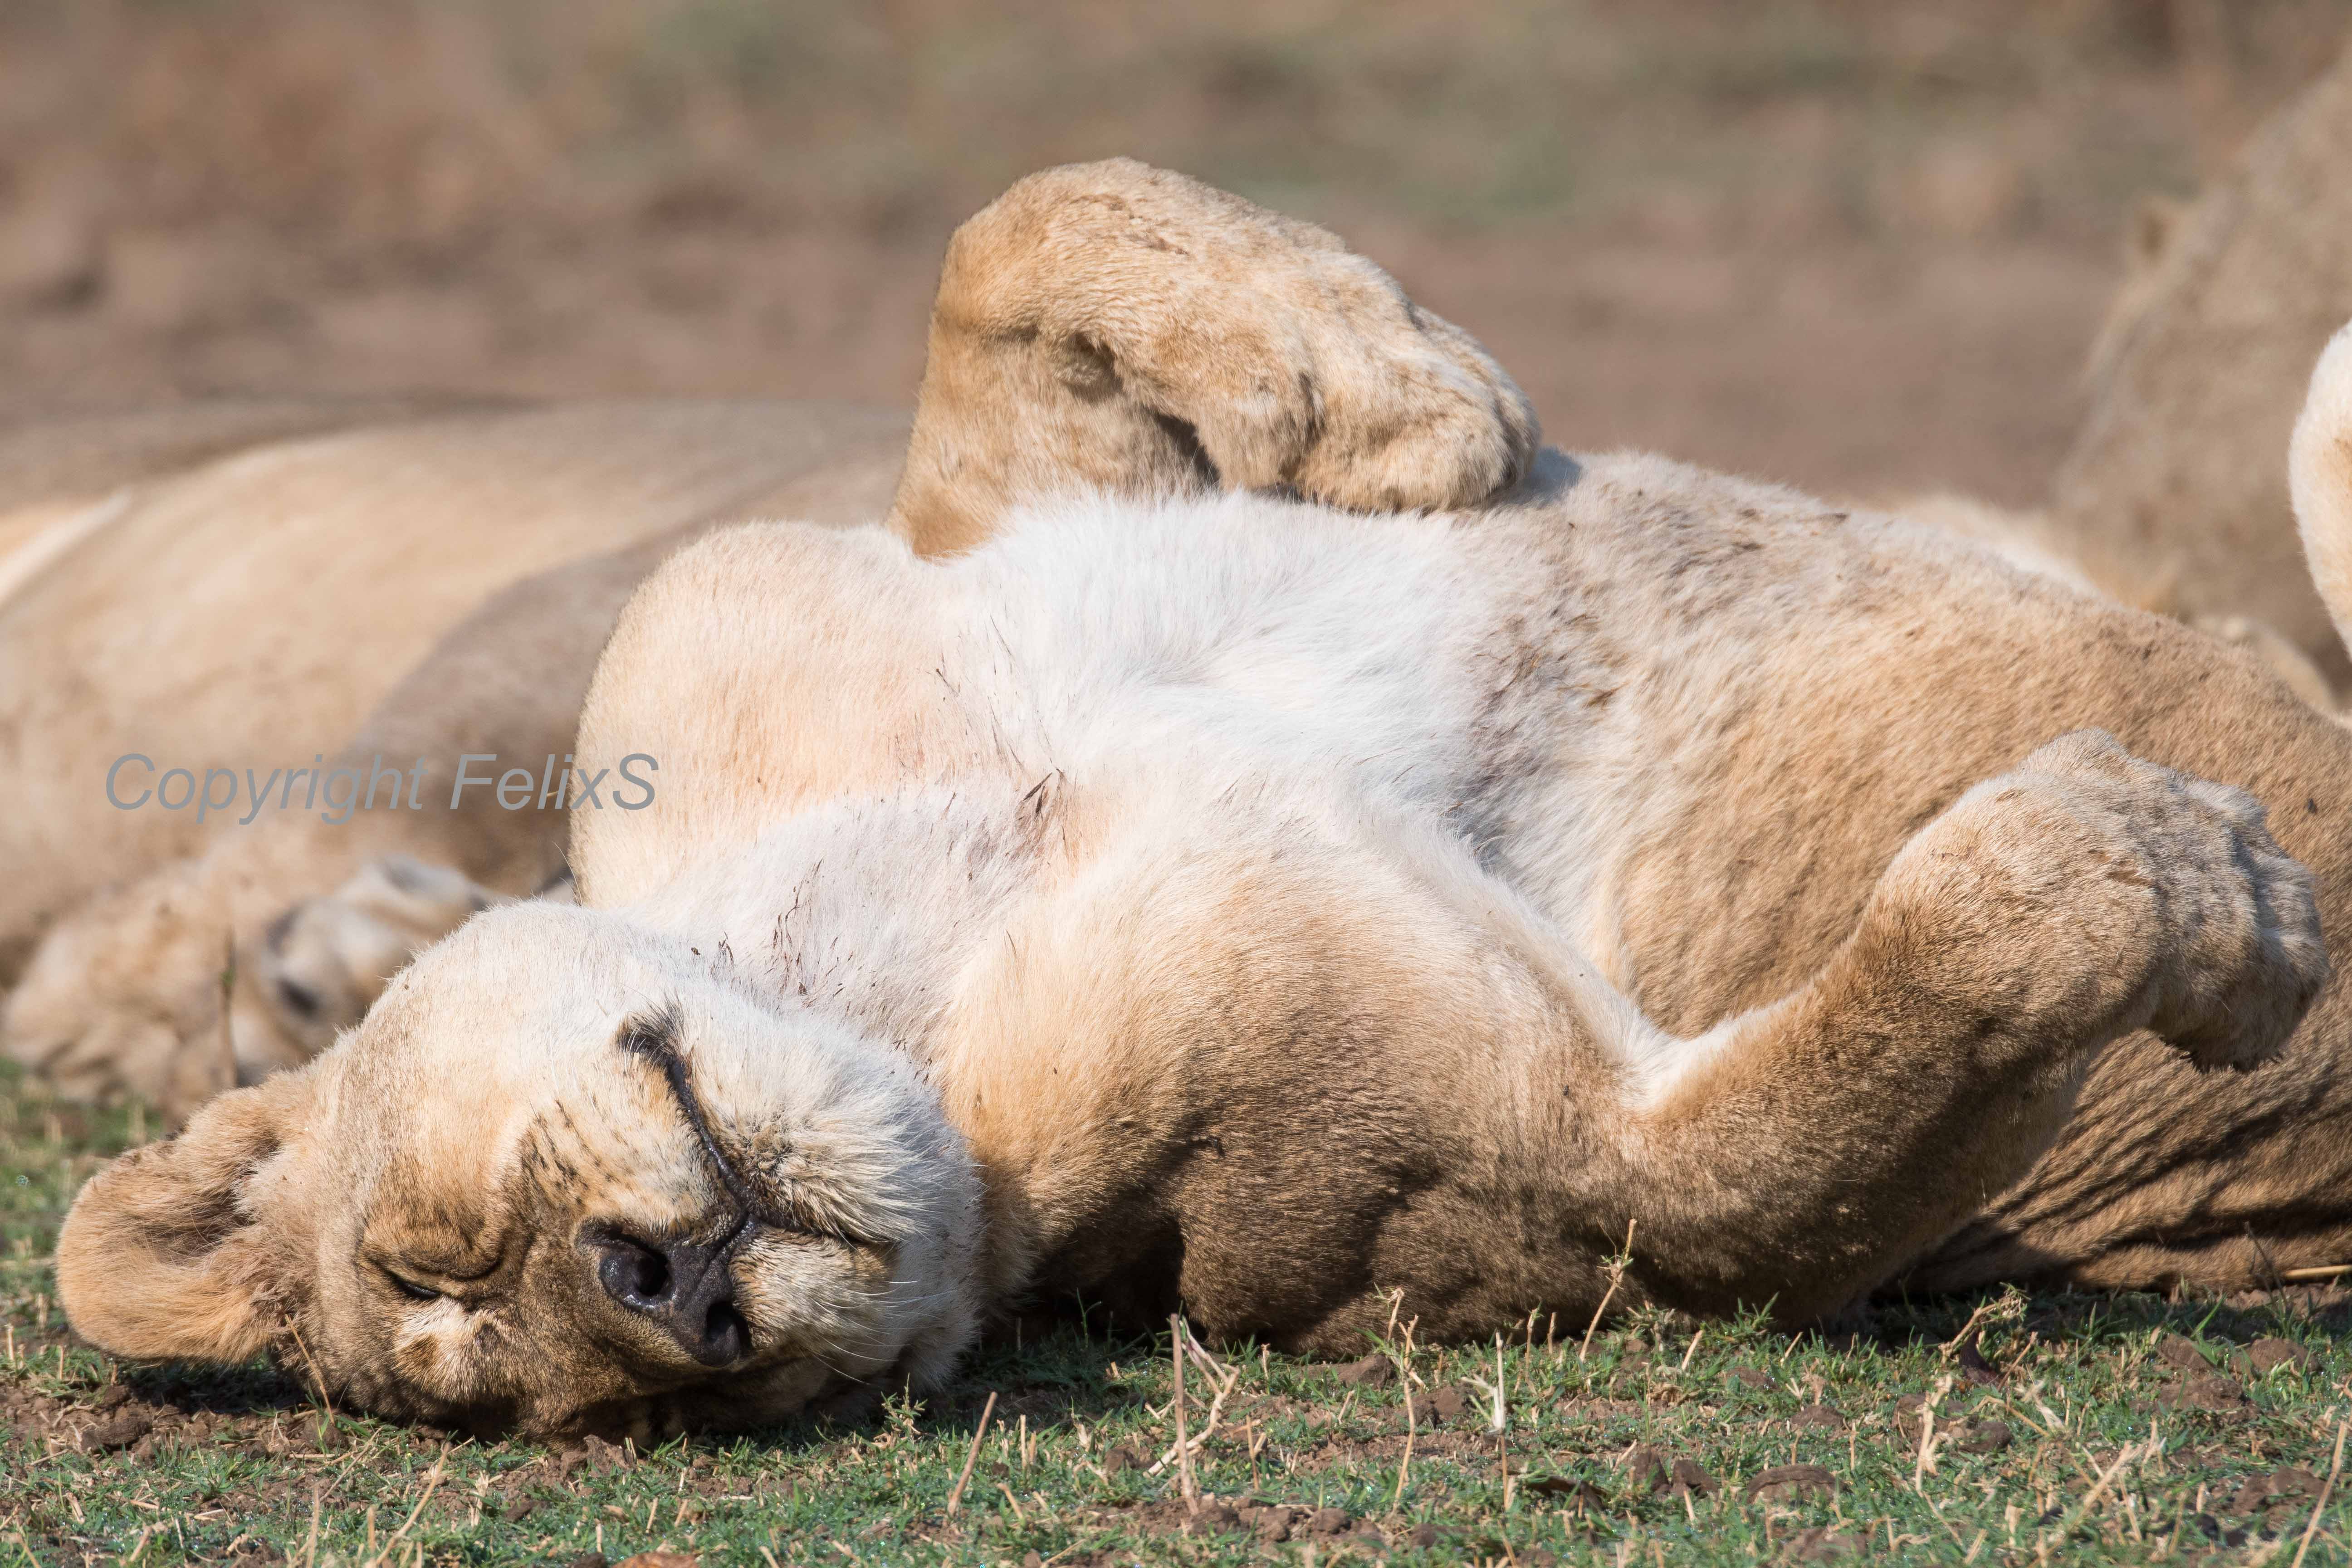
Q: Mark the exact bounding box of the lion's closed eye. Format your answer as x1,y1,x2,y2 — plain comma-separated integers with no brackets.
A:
375,1263,444,1303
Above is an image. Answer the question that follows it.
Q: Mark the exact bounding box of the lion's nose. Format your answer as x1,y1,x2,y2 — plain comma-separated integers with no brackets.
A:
595,1233,750,1367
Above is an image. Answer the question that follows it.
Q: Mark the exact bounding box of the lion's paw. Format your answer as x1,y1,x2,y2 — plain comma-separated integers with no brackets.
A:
897,160,1540,552
1897,730,2324,1071
255,855,500,1053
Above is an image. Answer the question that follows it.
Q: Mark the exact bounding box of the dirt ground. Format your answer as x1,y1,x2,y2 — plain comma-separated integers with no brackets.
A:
3,0,2349,511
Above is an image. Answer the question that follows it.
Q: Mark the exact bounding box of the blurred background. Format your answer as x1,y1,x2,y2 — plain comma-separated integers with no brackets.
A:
3,0,2348,508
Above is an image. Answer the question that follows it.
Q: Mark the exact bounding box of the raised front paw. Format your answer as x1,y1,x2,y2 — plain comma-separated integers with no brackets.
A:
1889,730,2325,1070
894,159,1540,552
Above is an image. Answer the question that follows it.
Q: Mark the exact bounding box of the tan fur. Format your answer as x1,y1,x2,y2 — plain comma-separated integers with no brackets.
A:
0,406,910,1106
1888,490,2337,709
2054,32,2352,682
0,400,913,975
1887,491,2110,599
2190,614,2338,713
46,161,2352,1439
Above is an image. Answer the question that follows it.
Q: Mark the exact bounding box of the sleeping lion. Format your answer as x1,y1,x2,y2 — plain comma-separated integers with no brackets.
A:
55,161,2352,1439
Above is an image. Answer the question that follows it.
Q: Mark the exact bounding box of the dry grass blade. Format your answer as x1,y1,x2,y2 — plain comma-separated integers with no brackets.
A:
944,1390,998,1517
2291,1418,2349,1568
365,1447,446,1568
1912,1374,1952,1490
1937,1290,2022,1359
1178,1320,1231,1385
1151,1317,1243,1481
1392,1399,1415,1510
1170,1313,1197,1506
1579,1218,1636,1363
281,1317,337,1428
301,1482,323,1568
2034,1440,2141,1563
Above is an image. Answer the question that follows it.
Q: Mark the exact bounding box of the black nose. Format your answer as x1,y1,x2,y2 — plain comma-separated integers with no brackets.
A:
594,1233,750,1367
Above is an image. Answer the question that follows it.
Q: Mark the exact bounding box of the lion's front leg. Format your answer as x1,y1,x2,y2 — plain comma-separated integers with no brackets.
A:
1614,730,2325,1323
885,159,1540,555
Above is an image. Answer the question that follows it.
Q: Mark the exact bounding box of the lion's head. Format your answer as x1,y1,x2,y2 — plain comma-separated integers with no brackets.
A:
55,901,983,1438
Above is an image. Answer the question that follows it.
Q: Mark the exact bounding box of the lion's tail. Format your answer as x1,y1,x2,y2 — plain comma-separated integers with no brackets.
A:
2294,319,2352,653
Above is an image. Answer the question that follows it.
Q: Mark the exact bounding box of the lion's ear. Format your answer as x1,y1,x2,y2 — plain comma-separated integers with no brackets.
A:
57,1070,318,1364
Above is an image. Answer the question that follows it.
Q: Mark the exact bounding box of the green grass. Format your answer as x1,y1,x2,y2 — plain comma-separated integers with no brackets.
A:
3,1061,2350,1566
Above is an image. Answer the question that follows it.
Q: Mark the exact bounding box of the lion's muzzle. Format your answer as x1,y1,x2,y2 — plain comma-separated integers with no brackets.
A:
590,1224,753,1368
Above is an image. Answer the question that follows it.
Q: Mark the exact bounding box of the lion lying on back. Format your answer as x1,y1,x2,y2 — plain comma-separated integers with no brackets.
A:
53,161,2352,1440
